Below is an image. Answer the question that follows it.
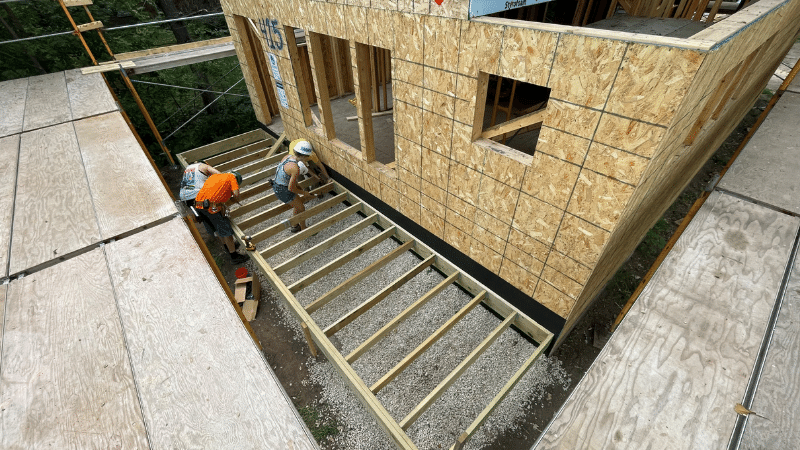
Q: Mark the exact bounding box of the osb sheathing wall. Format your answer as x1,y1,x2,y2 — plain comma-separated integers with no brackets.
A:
219,0,800,343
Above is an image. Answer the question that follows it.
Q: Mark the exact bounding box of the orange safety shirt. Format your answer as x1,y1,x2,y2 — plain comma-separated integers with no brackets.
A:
195,173,239,206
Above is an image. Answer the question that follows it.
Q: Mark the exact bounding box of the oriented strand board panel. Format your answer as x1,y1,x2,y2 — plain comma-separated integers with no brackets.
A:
0,248,149,449
718,91,800,215
0,135,19,278
739,246,800,448
0,78,28,138
74,112,176,238
535,191,800,449
10,122,100,275
65,69,118,120
104,218,318,450
22,72,72,132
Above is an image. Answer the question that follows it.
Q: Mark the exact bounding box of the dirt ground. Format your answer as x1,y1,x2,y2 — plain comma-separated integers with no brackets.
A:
161,93,769,450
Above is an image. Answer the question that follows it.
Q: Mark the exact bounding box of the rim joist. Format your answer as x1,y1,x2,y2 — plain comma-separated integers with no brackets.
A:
177,132,553,450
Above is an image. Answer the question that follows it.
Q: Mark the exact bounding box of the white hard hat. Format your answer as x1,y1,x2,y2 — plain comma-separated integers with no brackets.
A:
294,140,313,156
297,161,309,176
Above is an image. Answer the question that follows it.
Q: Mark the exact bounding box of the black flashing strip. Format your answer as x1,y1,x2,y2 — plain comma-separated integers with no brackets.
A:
258,121,281,140
326,166,565,348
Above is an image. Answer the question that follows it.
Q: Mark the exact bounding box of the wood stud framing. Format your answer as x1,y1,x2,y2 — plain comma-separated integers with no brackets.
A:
176,138,552,450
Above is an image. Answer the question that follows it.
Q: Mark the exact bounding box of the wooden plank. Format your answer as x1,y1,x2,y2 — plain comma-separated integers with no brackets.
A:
305,240,414,314
346,272,459,364
265,132,286,158
65,70,117,120
0,78,28,137
481,109,547,141
536,191,800,448
22,72,71,132
76,20,103,33
204,140,275,167
452,332,552,450
284,25,314,127
739,243,800,448
105,218,318,449
355,43,376,162
251,192,348,244
288,225,395,294
126,42,236,75
215,145,283,172
230,177,316,219
399,313,516,430
73,112,176,239
0,249,149,449
324,255,436,337
115,36,233,61
717,92,800,215
10,122,100,274
63,0,93,6
371,290,486,394
79,61,135,74
309,32,336,139
0,135,19,278
179,129,266,163
238,181,332,231
273,213,378,275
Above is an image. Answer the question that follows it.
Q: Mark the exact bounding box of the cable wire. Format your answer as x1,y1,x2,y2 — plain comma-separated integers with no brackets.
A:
161,76,244,142
129,79,249,98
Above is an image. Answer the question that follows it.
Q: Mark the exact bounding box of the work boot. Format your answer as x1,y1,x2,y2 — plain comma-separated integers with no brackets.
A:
230,252,249,265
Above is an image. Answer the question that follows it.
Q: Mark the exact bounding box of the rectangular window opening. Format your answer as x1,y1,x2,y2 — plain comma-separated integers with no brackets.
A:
477,73,550,157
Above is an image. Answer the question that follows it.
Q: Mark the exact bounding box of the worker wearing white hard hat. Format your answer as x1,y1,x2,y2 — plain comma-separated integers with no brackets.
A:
273,140,320,232
289,139,330,182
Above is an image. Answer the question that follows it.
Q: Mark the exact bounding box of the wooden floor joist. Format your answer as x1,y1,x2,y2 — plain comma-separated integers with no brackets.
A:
176,133,554,450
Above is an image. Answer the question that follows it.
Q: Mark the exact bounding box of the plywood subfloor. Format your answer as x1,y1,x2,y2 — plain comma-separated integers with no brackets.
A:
74,112,175,238
586,12,709,38
10,122,101,274
22,72,72,132
718,92,800,215
0,78,27,138
535,191,800,449
0,248,149,449
0,135,19,278
104,218,318,449
65,69,117,120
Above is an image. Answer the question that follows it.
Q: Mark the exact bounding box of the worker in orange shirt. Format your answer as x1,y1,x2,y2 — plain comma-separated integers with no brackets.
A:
195,171,249,264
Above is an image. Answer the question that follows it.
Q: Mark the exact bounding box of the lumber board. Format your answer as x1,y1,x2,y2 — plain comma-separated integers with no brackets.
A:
22,72,72,132
231,177,317,219
0,78,28,138
63,0,92,6
180,129,266,163
104,218,318,449
0,135,20,278
115,36,232,61
243,183,336,237
324,255,436,336
288,224,394,294
717,92,800,215
209,141,276,171
346,272,459,364
273,213,378,275
126,41,236,75
79,61,136,74
371,291,486,394
65,70,117,120
0,249,148,449
10,122,100,275
739,242,800,448
399,313,516,430
536,191,800,448
73,112,176,238
481,109,546,140
76,20,103,32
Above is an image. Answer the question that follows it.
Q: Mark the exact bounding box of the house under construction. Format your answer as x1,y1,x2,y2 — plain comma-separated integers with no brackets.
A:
218,0,800,347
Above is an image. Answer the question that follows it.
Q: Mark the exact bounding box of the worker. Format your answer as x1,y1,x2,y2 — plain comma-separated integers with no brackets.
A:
289,138,331,183
195,171,249,264
273,141,320,232
179,161,220,205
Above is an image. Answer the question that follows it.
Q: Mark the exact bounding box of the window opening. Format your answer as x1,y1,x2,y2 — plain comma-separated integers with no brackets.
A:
475,73,550,157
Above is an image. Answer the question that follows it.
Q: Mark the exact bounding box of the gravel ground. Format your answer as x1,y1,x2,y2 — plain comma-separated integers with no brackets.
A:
229,160,571,450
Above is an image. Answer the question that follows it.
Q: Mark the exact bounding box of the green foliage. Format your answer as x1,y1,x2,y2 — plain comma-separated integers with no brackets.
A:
1,0,259,168
762,88,774,96
606,268,638,306
637,218,669,260
297,405,339,442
